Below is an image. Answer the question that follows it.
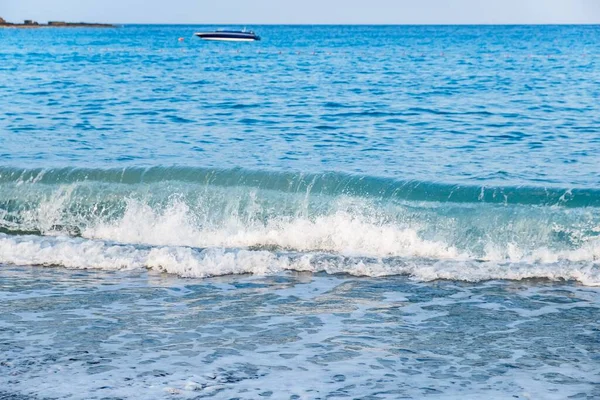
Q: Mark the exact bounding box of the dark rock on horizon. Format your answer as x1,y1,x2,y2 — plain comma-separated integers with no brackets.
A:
0,16,115,28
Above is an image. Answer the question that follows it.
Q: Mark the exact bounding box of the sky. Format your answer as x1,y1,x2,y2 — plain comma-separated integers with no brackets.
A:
1,0,600,24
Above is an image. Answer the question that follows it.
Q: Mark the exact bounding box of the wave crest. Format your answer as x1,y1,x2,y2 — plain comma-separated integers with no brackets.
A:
1,165,599,206
1,166,600,283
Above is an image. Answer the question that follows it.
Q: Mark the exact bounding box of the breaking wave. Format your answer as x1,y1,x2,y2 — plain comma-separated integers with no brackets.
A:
1,166,599,285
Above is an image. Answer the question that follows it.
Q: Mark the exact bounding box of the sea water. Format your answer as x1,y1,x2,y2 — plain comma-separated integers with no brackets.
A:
0,25,599,399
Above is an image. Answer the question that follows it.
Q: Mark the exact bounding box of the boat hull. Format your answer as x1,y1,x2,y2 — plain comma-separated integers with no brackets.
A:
195,32,260,42
200,37,256,42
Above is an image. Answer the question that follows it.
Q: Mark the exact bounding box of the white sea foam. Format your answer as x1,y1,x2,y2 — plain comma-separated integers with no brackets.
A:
80,198,600,265
1,233,598,286
2,186,600,281
83,199,463,259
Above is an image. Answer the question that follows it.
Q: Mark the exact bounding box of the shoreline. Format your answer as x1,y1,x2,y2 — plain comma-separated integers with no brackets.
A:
0,25,116,28
0,22,116,28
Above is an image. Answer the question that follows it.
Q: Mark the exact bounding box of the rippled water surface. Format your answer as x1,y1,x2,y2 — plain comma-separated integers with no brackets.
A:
1,25,600,399
1,25,600,186
2,267,600,399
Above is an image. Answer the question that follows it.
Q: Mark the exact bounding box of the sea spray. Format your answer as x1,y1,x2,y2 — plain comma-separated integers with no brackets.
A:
1,167,600,283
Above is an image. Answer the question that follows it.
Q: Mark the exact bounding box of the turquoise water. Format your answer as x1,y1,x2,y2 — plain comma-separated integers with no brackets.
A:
1,25,599,399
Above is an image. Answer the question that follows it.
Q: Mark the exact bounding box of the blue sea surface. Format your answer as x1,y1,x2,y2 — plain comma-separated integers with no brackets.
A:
1,25,599,399
1,25,600,186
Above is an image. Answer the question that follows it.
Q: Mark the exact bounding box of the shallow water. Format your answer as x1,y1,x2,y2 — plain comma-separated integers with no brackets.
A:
1,25,600,398
1,266,599,399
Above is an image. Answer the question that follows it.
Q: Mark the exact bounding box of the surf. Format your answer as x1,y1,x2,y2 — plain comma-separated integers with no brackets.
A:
1,166,599,284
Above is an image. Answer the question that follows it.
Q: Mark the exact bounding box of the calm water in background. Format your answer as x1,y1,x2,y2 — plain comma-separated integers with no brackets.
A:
2,25,600,185
1,25,600,399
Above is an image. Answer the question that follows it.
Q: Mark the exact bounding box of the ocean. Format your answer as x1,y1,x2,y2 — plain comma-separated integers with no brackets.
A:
0,25,599,399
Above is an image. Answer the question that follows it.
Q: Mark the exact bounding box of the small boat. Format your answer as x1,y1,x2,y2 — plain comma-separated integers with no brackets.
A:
195,29,261,42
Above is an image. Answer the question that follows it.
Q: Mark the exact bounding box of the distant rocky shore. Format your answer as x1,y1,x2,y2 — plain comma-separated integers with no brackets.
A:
0,17,115,28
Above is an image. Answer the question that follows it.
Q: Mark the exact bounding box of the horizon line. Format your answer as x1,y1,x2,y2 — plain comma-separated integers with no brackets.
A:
3,17,600,26
73,22,600,26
